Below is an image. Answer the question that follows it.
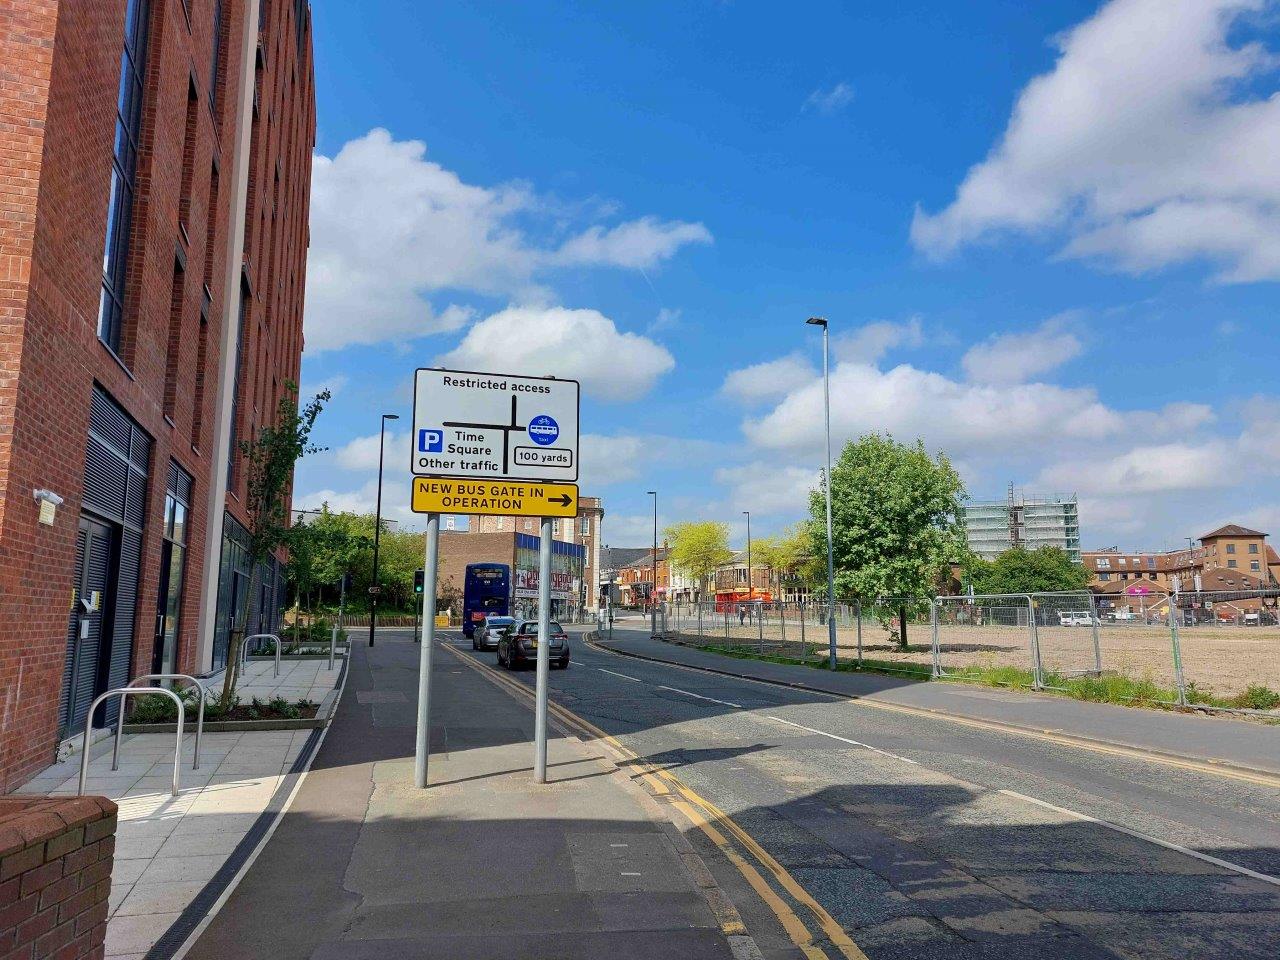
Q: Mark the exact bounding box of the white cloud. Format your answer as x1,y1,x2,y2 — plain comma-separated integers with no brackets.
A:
438,305,675,402
720,354,816,405
804,82,855,115
911,0,1280,283
1036,441,1230,495
743,360,1122,456
715,463,818,516
580,434,646,486
834,317,924,364
553,217,711,269
306,129,711,350
961,316,1084,385
331,431,412,472
580,433,729,488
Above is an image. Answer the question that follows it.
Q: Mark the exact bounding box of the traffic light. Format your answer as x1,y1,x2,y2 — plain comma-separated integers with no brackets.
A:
414,568,425,595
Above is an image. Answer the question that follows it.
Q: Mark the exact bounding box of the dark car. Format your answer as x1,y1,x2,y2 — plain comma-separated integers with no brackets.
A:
497,620,570,670
473,615,515,651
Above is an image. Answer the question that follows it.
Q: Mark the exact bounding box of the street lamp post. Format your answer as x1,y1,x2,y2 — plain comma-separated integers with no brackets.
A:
807,317,838,669
368,413,399,648
648,491,658,636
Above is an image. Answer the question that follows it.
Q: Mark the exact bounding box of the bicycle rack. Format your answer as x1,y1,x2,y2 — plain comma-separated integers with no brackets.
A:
123,674,207,770
79,687,184,797
241,633,282,678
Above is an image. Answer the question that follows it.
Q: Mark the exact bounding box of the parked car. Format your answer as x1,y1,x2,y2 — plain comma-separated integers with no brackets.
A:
497,620,570,670
1057,611,1094,627
473,615,516,651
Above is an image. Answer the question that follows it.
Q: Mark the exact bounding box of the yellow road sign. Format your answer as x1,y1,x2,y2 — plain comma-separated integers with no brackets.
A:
411,477,578,517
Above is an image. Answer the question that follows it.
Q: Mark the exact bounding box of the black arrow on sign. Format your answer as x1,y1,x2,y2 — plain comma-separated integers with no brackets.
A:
548,494,573,507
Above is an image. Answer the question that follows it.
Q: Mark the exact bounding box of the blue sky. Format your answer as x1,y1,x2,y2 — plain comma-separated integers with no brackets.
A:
293,0,1280,551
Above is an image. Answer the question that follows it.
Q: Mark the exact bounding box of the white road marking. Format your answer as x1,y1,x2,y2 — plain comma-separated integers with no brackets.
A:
598,668,643,683
610,843,629,848
999,789,1280,889
621,872,642,876
765,715,919,764
658,685,742,709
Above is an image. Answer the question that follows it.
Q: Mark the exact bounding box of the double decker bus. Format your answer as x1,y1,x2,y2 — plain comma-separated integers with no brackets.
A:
463,563,511,638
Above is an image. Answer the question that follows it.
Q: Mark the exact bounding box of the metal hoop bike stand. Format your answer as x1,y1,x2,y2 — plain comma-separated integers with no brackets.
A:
240,633,282,678
123,674,207,770
79,687,184,797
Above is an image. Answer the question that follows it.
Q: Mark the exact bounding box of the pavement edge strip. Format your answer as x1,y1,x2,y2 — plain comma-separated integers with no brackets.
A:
145,654,352,960
587,634,1280,791
444,641,870,960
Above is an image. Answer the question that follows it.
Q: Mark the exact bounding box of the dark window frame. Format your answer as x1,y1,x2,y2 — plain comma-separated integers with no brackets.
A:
98,0,152,353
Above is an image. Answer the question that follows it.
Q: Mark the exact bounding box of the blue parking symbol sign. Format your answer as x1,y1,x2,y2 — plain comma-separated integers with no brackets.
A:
418,428,444,453
528,415,559,446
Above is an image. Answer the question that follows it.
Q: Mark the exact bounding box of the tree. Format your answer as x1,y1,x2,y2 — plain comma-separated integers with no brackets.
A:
970,546,1089,595
757,523,821,596
813,433,967,647
665,521,733,601
223,385,329,702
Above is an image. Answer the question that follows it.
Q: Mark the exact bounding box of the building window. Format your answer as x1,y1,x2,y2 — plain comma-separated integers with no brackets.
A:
1228,559,1238,569
1226,544,1236,554
155,463,193,674
1096,558,1111,570
99,0,152,353
1118,558,1127,566
1249,543,1260,554
1251,561,1261,572
209,0,225,113
580,517,591,536
1098,573,1111,582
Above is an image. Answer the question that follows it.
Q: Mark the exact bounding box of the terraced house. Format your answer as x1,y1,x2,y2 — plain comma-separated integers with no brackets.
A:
0,0,316,790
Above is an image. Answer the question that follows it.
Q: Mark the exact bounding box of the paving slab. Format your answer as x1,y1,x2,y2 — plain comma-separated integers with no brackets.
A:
184,632,744,960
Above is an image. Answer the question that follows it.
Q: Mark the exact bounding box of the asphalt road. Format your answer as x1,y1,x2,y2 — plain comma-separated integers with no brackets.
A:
452,624,1280,960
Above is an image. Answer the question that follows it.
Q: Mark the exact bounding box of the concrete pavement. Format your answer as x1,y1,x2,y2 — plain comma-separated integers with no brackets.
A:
184,628,757,960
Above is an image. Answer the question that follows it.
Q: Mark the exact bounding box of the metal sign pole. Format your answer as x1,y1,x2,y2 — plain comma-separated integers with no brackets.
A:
534,517,553,783
414,514,441,789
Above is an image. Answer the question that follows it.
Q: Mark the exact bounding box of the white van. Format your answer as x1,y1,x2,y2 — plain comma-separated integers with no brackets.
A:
1057,611,1093,627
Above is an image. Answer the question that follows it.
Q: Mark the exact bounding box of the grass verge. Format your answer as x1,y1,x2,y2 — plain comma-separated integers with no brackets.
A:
678,641,1280,718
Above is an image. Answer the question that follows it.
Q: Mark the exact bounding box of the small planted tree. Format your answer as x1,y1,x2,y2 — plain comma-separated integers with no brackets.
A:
222,384,329,703
812,433,967,648
665,521,733,604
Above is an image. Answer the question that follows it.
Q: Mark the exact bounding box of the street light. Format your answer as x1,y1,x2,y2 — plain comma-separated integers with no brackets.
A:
806,316,838,669
648,490,658,637
743,510,752,604
368,413,400,648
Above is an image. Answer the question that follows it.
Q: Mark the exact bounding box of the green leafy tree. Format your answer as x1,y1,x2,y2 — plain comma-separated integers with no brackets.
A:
970,546,1089,595
813,433,967,647
223,385,329,702
665,521,733,602
756,523,821,595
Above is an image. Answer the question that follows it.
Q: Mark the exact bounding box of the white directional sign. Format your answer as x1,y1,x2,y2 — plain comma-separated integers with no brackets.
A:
411,368,580,482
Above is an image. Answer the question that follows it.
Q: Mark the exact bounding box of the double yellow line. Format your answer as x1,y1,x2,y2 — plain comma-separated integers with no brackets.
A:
443,642,869,960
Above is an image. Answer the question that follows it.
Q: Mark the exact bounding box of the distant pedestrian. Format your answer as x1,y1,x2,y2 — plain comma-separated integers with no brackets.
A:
738,606,746,625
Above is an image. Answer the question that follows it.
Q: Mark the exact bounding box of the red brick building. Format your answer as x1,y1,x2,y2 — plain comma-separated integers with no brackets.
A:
0,0,315,791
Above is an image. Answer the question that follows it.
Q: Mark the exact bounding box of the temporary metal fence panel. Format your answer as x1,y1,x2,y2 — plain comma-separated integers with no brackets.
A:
1169,589,1280,710
932,595,1038,685
1027,591,1106,682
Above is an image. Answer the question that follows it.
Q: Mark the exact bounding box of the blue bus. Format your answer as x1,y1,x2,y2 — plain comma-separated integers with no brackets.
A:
463,563,510,638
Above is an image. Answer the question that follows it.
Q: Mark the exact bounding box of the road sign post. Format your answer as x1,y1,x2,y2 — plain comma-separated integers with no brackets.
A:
534,517,553,783
414,514,441,789
410,368,580,789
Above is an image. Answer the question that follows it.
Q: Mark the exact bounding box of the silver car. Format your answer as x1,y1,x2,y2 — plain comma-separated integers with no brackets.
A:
473,615,515,651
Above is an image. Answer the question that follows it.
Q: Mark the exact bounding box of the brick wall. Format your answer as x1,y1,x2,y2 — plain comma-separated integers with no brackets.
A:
0,0,247,790
439,532,518,606
0,796,116,960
